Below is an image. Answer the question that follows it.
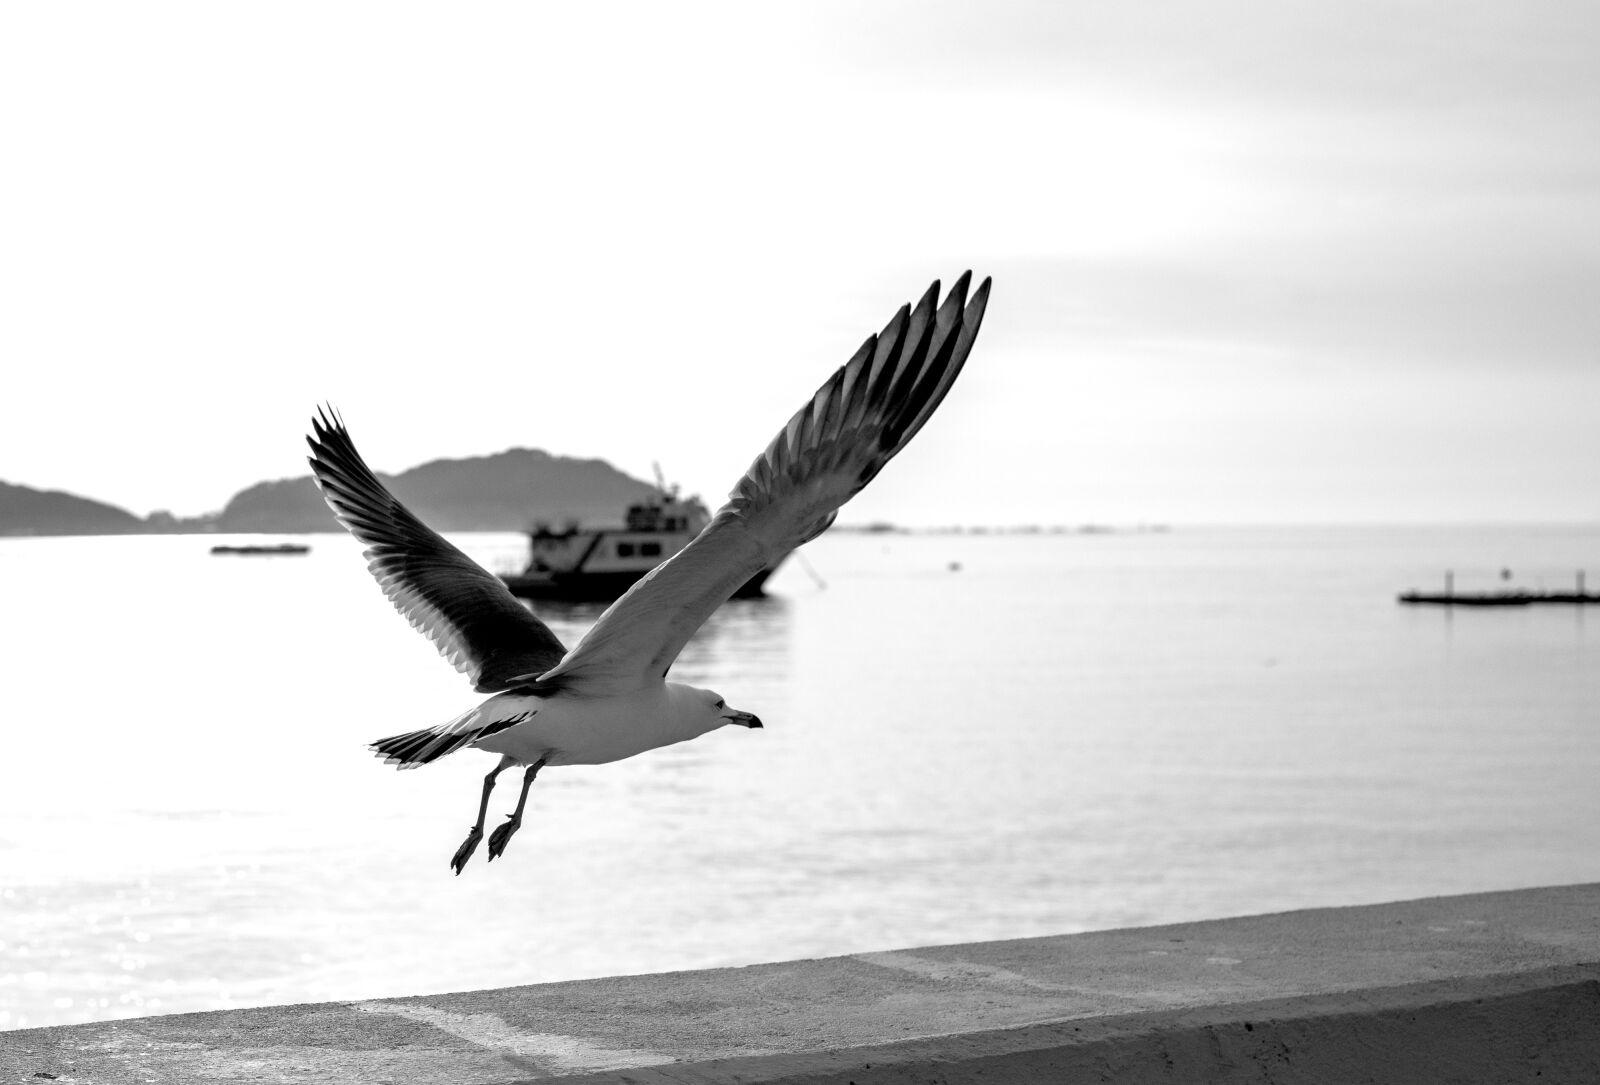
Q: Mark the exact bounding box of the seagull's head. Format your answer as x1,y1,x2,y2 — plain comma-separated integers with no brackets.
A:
669,683,763,736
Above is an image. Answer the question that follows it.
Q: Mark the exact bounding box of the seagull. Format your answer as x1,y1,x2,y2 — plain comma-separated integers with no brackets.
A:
307,272,990,873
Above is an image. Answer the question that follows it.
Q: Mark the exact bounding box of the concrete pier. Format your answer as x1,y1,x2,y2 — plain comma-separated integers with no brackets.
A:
5,883,1598,1083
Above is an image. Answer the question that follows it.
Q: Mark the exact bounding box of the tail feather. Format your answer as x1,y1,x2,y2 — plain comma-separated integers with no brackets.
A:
370,709,534,769
370,726,466,768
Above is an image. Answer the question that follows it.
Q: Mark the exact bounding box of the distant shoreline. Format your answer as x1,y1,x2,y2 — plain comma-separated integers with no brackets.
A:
0,523,1176,539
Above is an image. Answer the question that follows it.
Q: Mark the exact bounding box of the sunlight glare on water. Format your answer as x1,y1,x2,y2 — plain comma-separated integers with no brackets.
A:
2,526,1598,1030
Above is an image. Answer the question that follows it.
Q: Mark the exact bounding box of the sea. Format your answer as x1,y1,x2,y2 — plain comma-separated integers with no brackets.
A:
2,525,1598,1031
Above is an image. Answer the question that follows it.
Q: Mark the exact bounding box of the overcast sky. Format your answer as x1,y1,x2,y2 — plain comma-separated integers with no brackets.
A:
2,1,1596,525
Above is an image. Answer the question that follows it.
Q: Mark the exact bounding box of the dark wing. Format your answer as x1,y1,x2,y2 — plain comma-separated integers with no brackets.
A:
306,408,567,692
539,272,990,693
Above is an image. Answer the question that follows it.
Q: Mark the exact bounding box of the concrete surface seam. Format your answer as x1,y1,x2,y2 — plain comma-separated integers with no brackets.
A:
354,1000,667,1072
853,951,1088,994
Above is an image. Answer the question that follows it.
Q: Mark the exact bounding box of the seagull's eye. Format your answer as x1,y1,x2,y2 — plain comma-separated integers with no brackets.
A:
714,699,724,710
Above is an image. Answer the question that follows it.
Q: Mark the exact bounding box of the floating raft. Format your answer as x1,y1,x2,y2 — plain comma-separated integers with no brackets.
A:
210,543,311,556
1399,590,1600,607
1399,568,1597,606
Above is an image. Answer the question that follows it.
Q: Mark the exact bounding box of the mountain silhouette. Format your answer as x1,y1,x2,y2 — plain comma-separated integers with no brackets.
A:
0,480,146,535
218,448,657,533
1,449,658,536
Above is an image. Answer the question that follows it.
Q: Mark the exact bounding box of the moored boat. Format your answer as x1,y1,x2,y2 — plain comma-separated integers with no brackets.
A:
499,484,785,601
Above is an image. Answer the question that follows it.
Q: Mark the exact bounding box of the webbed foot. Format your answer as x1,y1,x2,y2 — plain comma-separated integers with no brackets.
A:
451,825,483,875
487,814,521,861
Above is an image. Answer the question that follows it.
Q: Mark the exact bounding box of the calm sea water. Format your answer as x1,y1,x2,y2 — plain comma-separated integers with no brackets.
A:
2,525,1598,1031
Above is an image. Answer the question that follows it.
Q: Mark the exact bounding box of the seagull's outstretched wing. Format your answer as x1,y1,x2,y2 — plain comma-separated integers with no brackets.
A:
540,272,990,693
306,408,568,693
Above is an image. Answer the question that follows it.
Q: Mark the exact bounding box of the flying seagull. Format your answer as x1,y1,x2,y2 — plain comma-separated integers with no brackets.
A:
307,272,990,873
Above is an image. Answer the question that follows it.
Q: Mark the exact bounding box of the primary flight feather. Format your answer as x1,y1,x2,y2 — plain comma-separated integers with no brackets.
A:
308,272,991,873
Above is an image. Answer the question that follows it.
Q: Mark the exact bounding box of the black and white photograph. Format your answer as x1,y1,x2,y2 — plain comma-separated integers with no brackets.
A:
2,2,1597,1081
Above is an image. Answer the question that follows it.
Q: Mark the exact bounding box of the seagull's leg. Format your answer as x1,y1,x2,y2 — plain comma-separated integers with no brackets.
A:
487,757,548,862
452,755,515,875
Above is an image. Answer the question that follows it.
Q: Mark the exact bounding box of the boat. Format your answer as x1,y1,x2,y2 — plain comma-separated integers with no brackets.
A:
499,479,786,601
210,543,311,556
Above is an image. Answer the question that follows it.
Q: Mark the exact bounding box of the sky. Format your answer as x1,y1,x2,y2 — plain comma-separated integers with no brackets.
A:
2,1,1596,526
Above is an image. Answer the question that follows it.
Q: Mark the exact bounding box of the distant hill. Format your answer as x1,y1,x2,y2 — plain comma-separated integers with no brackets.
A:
216,448,658,533
1,449,660,537
0,480,146,536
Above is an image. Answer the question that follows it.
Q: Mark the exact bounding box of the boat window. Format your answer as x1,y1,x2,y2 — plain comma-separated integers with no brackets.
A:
641,542,662,557
617,542,635,557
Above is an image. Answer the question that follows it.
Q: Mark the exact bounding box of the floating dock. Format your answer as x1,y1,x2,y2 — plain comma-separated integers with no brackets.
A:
1398,569,1596,606
209,543,310,556
1399,590,1600,606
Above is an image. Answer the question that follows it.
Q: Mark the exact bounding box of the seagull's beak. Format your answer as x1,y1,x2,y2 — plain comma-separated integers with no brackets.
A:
723,708,763,729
